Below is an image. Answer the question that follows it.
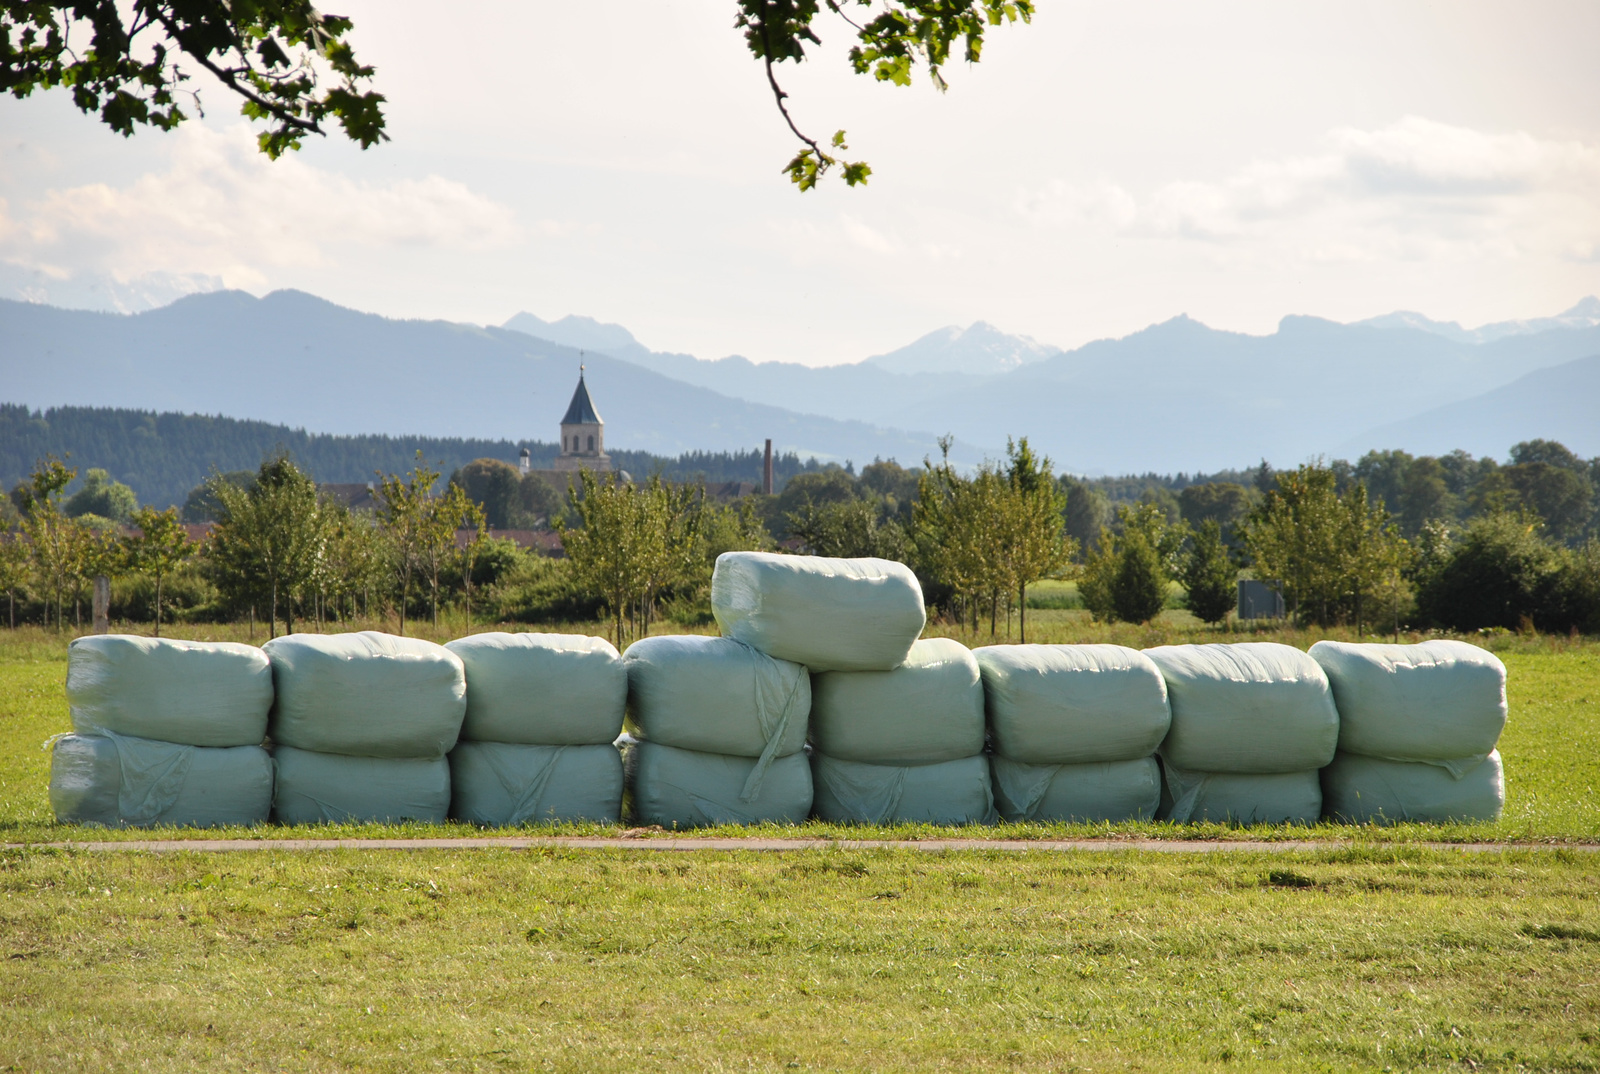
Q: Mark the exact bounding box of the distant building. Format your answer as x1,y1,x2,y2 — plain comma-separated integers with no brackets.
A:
550,368,611,473
1237,579,1286,620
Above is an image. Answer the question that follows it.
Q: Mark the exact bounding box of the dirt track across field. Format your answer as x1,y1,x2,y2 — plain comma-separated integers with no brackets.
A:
7,837,1598,853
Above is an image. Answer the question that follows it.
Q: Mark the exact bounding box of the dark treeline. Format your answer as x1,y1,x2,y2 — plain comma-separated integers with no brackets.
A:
0,404,832,511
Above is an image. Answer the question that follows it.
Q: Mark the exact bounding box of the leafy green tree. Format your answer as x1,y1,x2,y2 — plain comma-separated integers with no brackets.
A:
1,1,386,157
998,437,1073,642
1059,476,1110,558
1080,504,1177,625
1544,539,1600,635
913,440,1000,631
182,471,253,522
419,482,481,629
1503,461,1593,543
320,506,387,623
206,455,324,638
1179,519,1236,626
1414,509,1559,631
63,468,137,523
373,456,439,637
19,456,78,630
1177,482,1252,543
787,498,907,560
450,458,522,529
519,472,562,529
1242,463,1410,628
122,506,192,635
0,531,29,627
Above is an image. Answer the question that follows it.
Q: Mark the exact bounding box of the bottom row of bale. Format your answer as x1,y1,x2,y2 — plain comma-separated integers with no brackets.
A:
49,630,1508,831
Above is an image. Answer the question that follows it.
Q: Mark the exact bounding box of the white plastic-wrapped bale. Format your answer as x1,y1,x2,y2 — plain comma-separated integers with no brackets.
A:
1157,763,1323,825
50,732,272,828
624,635,809,762
264,632,466,758
272,746,451,824
1309,640,1507,767
1321,750,1504,824
66,635,272,747
711,551,926,672
975,644,1170,765
1144,643,1339,773
810,753,995,826
990,756,1161,823
625,740,812,829
445,632,626,745
809,638,984,765
449,742,623,826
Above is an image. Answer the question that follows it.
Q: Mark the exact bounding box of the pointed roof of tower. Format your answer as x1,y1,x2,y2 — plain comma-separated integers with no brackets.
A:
560,370,603,425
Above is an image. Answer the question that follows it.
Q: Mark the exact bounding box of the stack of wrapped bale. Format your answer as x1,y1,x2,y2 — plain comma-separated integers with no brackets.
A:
623,634,812,828
1144,643,1339,825
51,636,274,828
708,550,984,825
444,632,628,826
809,637,994,825
265,631,465,824
1311,640,1507,824
976,644,1170,823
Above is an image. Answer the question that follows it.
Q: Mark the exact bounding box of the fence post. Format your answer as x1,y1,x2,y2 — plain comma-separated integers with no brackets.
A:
92,575,111,634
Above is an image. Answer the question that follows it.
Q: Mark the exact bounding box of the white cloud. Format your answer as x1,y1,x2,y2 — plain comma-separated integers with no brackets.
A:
1017,117,1600,262
0,123,522,303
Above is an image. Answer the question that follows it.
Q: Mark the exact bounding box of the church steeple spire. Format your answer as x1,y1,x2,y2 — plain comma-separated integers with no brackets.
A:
552,362,611,472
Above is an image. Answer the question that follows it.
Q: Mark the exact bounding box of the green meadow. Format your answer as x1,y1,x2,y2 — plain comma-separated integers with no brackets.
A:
1,623,1597,1071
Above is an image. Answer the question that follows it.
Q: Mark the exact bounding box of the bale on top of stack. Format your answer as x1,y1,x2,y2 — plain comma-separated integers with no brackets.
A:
265,631,465,825
1311,640,1507,824
1144,642,1339,825
624,633,812,828
52,635,274,828
709,551,954,825
444,632,627,827
976,644,1170,823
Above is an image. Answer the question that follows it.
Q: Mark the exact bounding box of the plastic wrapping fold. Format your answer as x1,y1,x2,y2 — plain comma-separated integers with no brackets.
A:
809,638,984,765
990,756,1161,823
449,741,623,826
1309,640,1507,766
271,747,451,824
66,635,272,747
49,732,272,828
624,740,812,829
1156,763,1322,826
1145,643,1339,773
264,631,466,758
810,753,995,826
446,631,625,745
975,643,1171,765
625,634,809,761
1321,750,1504,824
711,551,926,672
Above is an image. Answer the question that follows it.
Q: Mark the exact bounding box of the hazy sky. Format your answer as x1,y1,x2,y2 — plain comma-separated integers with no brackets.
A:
3,0,1598,365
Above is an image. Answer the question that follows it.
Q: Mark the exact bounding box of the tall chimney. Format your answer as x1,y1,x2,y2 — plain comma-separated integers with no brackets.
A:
762,439,774,496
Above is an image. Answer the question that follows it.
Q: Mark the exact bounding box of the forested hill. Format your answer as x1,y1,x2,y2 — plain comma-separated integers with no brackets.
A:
0,405,828,509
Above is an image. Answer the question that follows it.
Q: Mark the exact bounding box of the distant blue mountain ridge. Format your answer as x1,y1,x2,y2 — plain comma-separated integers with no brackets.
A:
3,291,1596,481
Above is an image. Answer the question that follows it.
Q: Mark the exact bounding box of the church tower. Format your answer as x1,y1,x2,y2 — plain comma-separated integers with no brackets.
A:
551,366,612,472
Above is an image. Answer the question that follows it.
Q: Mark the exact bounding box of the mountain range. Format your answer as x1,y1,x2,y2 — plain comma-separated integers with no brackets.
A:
4,293,1598,476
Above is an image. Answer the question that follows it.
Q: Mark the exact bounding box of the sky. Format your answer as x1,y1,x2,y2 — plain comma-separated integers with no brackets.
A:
2,0,1599,366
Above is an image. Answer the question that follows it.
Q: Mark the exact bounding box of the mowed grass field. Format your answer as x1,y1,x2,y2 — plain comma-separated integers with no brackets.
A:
2,622,1597,1071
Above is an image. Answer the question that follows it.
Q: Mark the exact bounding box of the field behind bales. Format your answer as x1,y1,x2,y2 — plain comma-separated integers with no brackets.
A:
1,621,1597,1071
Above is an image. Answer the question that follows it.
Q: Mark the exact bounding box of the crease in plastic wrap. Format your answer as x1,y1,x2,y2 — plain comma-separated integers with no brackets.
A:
66,635,272,747
49,731,272,828
271,746,451,824
449,741,623,826
809,638,984,765
624,635,808,800
625,740,812,828
810,753,995,826
1156,762,1323,825
446,631,626,745
1321,750,1504,824
710,551,925,671
1144,642,1339,773
264,631,466,758
990,756,1161,823
1310,640,1506,775
975,643,1170,765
